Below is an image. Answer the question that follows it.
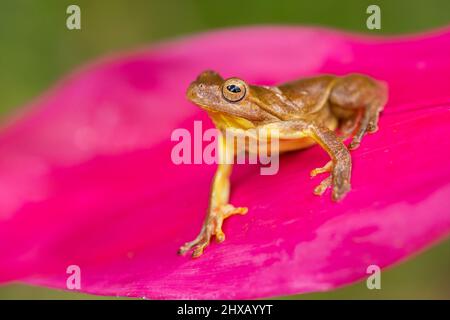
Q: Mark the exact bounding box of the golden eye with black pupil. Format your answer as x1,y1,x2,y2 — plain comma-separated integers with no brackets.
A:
222,78,246,102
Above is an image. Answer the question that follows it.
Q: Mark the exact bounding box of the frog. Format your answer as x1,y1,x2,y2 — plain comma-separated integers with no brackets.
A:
178,70,388,258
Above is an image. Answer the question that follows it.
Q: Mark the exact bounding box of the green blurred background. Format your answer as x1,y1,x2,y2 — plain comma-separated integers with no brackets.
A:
0,0,448,299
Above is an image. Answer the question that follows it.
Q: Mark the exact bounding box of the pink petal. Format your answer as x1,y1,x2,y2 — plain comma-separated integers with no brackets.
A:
0,26,449,299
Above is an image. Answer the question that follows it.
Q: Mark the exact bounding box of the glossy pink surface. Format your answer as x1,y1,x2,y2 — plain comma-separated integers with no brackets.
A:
0,27,449,299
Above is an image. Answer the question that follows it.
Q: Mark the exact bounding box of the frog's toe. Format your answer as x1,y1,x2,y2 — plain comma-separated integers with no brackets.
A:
192,241,210,258
348,137,362,150
310,160,332,177
212,204,248,244
313,174,351,200
178,204,248,258
178,232,210,257
367,112,380,133
313,176,332,196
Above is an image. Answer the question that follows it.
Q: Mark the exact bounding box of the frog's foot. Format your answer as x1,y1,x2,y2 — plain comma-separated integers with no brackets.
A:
178,204,248,258
312,161,351,201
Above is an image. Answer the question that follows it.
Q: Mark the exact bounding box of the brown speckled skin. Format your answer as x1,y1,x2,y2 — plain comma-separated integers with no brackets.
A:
180,70,387,258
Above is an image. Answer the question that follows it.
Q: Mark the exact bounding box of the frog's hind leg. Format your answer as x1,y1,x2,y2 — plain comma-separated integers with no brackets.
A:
338,110,362,139
330,74,387,150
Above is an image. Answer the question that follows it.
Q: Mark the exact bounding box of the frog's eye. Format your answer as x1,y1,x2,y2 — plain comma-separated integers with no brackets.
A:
222,78,247,102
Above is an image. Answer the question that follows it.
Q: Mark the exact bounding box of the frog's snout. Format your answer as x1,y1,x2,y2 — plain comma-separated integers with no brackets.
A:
187,70,223,105
187,77,209,102
186,81,200,102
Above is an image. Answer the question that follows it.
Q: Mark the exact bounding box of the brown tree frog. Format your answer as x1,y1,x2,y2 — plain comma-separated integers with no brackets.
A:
179,70,387,258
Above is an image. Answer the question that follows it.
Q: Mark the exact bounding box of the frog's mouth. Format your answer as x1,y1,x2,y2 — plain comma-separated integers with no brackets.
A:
186,98,218,114
192,101,241,120
186,94,223,114
191,101,217,112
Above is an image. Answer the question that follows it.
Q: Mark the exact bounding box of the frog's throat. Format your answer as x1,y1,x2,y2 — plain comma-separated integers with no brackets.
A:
207,111,256,130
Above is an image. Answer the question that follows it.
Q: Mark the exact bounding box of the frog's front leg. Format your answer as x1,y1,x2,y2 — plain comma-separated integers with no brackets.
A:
178,134,247,258
262,120,352,201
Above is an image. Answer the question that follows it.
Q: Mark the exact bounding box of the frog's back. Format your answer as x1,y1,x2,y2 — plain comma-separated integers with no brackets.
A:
279,75,337,115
